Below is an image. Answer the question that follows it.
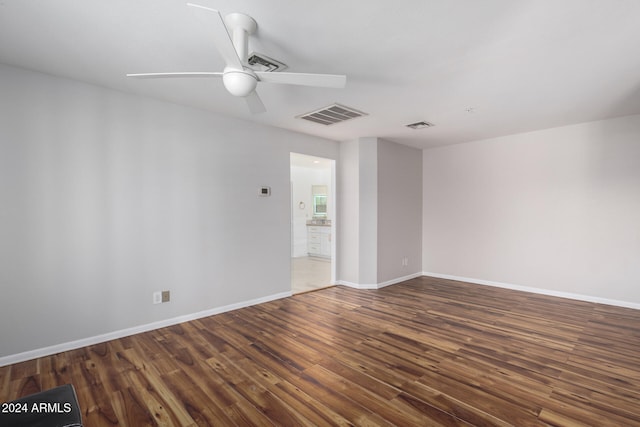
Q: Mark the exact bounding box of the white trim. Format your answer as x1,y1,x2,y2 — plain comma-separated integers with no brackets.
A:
338,280,378,290
422,272,640,310
377,272,423,289
0,291,291,367
337,271,423,290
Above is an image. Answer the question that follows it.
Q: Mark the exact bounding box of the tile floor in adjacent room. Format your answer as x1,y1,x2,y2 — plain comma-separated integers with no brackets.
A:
291,256,332,294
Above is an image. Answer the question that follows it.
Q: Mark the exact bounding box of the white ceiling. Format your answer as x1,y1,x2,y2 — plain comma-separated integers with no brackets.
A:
1,0,639,149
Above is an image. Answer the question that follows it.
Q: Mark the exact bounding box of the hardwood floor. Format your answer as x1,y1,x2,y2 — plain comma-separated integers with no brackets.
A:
2,276,640,426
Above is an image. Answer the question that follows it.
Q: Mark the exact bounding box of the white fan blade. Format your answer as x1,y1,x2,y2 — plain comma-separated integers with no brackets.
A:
127,72,223,79
245,91,266,114
256,72,346,88
187,3,243,70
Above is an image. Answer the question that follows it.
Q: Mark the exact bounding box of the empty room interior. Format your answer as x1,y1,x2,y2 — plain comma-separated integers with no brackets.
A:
1,1,640,426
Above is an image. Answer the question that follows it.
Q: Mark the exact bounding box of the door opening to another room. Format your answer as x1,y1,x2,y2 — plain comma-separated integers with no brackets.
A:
290,153,336,294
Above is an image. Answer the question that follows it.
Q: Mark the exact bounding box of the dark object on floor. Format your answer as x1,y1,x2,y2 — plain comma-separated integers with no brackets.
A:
0,384,83,427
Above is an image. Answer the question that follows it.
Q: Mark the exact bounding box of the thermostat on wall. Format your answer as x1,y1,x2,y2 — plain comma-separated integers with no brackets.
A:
259,186,271,197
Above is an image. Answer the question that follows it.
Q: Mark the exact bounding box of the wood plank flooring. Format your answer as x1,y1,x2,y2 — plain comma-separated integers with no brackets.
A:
2,276,640,426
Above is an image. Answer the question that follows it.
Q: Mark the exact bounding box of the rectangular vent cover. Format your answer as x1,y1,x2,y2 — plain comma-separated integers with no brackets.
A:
298,103,367,126
406,121,435,129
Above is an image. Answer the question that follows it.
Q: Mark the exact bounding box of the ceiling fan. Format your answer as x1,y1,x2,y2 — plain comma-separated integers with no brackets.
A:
127,3,347,114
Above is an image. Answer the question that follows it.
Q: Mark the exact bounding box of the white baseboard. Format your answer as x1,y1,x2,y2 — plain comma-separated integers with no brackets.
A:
422,271,640,310
337,280,378,290
0,291,291,367
337,271,423,290
378,272,424,288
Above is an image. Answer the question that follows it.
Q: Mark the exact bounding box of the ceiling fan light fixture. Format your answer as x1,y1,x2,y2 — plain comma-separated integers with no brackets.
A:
222,69,258,97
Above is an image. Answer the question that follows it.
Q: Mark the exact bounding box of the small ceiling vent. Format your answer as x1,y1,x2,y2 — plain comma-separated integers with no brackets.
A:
247,52,287,72
406,121,435,129
297,103,367,126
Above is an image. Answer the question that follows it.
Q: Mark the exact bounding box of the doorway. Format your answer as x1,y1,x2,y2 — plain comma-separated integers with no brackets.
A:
290,153,336,294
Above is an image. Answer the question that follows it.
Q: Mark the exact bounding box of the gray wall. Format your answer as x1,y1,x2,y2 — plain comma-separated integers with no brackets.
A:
337,139,360,284
338,137,422,287
358,138,378,286
0,63,338,359
422,114,640,305
377,139,423,283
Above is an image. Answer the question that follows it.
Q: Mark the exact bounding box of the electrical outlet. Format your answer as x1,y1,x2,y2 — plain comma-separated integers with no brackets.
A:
259,186,271,197
401,257,409,267
153,291,162,305
161,290,170,303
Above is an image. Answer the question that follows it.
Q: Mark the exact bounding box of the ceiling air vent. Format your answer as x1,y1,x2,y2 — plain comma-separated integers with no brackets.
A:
406,121,435,129
297,103,367,126
247,52,287,72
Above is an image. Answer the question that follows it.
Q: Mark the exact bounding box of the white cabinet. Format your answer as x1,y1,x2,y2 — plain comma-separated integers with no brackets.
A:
307,225,331,258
